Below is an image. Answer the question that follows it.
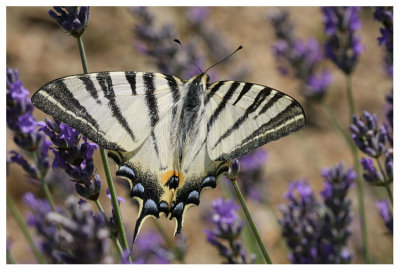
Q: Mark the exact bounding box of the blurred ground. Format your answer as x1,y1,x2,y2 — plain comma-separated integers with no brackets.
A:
6,6,393,264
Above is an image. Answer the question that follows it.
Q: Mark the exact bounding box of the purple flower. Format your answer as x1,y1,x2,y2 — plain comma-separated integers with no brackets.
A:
130,231,171,264
320,163,354,263
360,158,383,185
210,198,240,226
280,164,354,264
23,192,60,262
40,118,101,201
350,111,388,158
280,180,322,263
305,69,332,98
45,196,111,263
204,198,254,263
374,7,393,77
8,151,39,179
6,68,50,179
268,9,332,100
376,200,393,232
322,7,364,74
48,7,90,38
186,7,209,23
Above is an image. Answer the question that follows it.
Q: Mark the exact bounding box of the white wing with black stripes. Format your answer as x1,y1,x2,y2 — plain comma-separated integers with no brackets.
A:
31,71,305,247
205,80,305,161
32,71,183,152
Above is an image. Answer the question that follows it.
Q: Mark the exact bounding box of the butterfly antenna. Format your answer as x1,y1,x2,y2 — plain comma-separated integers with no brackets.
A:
174,39,203,73
205,45,243,73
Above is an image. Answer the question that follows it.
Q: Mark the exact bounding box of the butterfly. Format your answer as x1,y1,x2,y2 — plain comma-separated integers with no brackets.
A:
31,70,306,243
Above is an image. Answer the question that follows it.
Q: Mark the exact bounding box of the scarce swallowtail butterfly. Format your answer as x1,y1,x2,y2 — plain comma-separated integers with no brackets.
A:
31,70,306,243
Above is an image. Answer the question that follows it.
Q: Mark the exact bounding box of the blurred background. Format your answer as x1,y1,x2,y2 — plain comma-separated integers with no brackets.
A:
6,6,392,264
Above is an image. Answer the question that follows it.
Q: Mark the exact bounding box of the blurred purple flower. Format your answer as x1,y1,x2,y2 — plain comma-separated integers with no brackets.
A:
39,118,101,201
48,6,90,38
6,68,50,180
45,196,111,263
360,158,383,185
280,180,322,263
204,198,255,263
320,163,354,263
23,192,61,262
187,7,209,24
322,7,364,74
385,92,393,133
280,164,354,264
268,9,332,100
130,231,171,264
374,7,393,77
376,200,393,232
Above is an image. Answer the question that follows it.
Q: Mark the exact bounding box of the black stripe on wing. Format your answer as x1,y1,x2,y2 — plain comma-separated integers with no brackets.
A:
211,87,273,149
204,81,225,106
253,93,281,120
165,74,181,119
207,81,241,131
125,71,137,95
232,82,252,105
79,76,102,104
97,72,136,143
31,80,125,152
143,73,159,127
216,101,305,160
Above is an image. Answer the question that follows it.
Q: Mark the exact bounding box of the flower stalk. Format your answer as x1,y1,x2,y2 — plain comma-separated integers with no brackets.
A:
228,160,272,264
6,192,46,264
76,35,130,257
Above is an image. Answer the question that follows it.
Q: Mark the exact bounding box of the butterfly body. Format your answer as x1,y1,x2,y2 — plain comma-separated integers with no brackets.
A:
32,71,305,242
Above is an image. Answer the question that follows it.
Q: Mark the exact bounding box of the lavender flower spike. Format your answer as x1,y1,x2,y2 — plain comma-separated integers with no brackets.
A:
48,7,90,38
39,118,101,201
320,163,354,263
280,165,354,264
376,200,393,232
268,9,332,100
350,111,388,158
322,7,364,74
204,198,255,264
6,68,50,180
45,197,111,263
374,7,393,77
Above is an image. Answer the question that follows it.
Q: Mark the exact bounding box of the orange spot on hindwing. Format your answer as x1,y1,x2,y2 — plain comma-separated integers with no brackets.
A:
161,171,184,189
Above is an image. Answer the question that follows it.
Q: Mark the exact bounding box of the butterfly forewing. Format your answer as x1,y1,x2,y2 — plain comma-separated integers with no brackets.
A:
32,71,184,152
205,81,306,161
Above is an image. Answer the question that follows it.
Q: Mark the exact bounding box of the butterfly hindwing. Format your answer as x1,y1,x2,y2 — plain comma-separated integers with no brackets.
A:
205,80,306,161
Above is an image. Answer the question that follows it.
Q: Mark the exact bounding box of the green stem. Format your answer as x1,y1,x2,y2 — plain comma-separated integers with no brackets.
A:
95,200,124,257
230,179,272,264
321,102,354,148
32,152,56,212
345,74,369,263
376,158,393,204
7,250,16,264
77,36,89,74
76,36,131,260
7,193,46,264
220,180,264,263
346,75,356,120
100,146,130,251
